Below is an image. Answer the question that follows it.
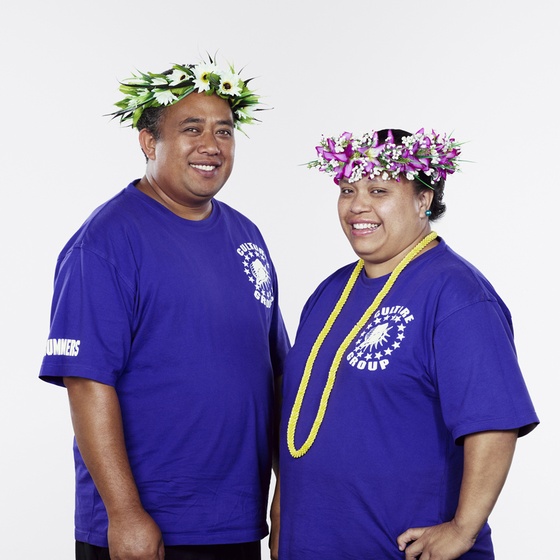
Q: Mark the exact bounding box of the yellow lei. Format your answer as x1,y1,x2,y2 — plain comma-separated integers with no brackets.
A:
287,231,438,458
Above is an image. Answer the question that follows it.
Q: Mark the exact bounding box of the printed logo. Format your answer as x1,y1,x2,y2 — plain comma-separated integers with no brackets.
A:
45,338,81,357
236,242,274,308
346,305,415,372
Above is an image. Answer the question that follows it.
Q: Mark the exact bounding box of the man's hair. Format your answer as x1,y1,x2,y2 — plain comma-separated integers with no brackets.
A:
137,106,166,139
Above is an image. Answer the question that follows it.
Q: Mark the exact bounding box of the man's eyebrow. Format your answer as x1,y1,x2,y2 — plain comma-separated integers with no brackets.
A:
178,117,235,127
178,117,203,126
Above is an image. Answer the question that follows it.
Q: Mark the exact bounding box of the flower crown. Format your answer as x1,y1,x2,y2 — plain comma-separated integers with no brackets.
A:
308,128,462,188
109,56,263,130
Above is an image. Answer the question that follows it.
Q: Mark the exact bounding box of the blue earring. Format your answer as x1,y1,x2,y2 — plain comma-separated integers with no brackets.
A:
425,210,432,217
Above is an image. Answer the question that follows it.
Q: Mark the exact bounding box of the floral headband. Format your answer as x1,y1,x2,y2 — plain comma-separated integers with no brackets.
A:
109,55,263,130
308,128,462,188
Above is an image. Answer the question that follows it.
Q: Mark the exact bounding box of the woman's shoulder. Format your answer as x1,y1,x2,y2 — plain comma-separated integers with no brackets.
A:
425,239,511,317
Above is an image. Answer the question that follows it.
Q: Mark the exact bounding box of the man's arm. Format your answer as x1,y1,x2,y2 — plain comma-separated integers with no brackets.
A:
269,476,280,560
64,377,164,560
397,429,518,559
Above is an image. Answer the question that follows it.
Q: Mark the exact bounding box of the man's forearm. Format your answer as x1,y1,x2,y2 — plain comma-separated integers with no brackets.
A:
64,377,143,516
64,377,165,559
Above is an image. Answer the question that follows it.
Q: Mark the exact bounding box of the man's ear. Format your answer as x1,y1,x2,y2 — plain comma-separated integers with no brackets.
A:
139,129,157,160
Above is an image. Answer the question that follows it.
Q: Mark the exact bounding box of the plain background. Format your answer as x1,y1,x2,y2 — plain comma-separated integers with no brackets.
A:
1,1,557,558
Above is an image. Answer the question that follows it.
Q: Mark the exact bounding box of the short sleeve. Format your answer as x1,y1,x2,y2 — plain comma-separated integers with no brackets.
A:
434,300,539,441
39,246,136,387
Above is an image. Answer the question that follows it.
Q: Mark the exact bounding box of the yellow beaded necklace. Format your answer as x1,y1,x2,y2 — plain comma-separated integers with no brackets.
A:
287,231,438,458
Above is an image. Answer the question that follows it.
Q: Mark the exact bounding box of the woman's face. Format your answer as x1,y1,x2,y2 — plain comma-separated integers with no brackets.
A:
337,176,434,278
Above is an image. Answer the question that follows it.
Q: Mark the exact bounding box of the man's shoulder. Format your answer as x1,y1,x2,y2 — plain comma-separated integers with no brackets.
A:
214,198,252,220
57,184,144,257
213,199,263,232
88,182,145,220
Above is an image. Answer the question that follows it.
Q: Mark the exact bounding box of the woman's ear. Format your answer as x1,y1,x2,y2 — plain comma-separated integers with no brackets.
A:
419,188,434,216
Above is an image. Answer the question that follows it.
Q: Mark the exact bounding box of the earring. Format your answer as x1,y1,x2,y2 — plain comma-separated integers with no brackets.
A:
425,210,432,217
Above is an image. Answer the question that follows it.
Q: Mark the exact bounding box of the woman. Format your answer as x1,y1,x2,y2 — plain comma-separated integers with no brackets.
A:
277,129,539,559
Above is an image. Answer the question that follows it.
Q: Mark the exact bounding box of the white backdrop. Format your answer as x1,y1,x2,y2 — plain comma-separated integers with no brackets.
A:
1,1,557,557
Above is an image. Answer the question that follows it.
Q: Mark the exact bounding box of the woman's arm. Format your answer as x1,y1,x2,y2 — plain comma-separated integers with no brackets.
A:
397,429,518,559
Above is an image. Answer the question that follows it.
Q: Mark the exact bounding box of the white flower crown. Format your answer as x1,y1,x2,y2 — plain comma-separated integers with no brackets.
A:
109,55,263,131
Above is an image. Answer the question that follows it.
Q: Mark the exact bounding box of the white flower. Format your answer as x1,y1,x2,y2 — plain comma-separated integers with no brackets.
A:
169,68,190,86
218,71,242,96
125,88,150,109
193,62,218,92
350,164,365,183
154,89,178,105
365,147,382,160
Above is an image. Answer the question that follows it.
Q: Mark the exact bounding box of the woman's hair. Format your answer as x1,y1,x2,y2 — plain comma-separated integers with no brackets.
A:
376,129,446,221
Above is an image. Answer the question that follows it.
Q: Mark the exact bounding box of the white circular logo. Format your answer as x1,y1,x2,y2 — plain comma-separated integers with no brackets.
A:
236,242,274,308
346,305,415,372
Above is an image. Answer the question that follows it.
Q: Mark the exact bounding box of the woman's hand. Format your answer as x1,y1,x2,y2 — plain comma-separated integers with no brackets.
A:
397,519,475,559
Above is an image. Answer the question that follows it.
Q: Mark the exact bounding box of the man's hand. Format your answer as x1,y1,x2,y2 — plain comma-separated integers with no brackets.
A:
108,508,164,560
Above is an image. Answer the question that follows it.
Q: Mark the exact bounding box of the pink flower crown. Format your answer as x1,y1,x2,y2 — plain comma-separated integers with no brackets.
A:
308,128,462,188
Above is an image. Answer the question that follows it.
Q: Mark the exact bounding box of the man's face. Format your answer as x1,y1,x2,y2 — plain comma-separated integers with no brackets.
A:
143,92,235,217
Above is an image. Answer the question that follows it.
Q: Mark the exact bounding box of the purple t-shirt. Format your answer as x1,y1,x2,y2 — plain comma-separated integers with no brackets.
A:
279,239,538,559
40,182,290,546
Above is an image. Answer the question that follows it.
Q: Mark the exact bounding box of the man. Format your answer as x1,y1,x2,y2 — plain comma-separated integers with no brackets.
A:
40,57,290,560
